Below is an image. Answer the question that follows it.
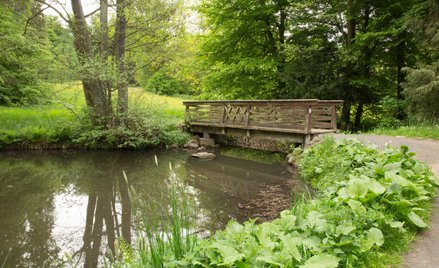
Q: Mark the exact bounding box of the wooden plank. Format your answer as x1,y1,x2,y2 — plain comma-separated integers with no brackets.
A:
304,105,312,134
189,122,309,134
311,116,332,121
311,122,333,128
183,99,320,105
331,105,337,130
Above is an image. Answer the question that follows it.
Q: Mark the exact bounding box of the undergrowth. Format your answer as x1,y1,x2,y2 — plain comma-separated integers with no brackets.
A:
114,137,437,267
0,84,189,149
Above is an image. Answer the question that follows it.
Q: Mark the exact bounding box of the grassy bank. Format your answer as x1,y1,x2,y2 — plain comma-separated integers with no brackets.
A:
112,137,437,267
0,83,190,149
370,125,439,140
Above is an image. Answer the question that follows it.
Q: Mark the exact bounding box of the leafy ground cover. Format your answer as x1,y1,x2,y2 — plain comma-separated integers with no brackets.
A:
370,125,439,140
0,83,190,149
114,137,438,267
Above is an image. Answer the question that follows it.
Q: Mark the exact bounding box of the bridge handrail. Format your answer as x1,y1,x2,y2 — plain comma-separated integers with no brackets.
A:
183,99,343,135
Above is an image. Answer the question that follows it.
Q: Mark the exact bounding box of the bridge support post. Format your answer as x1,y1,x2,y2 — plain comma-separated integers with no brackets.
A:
201,129,215,147
303,134,313,147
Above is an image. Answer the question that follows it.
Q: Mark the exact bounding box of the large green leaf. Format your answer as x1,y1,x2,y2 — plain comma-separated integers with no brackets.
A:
348,199,366,214
408,211,428,228
346,178,369,198
210,242,245,266
307,211,327,232
299,254,339,268
360,228,384,252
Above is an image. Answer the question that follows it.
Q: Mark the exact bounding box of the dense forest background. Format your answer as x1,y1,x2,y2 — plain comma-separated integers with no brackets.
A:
0,0,438,131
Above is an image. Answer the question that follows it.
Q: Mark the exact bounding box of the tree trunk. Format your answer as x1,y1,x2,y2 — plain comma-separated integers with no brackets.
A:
354,101,364,132
115,0,128,115
340,0,356,130
341,99,352,130
71,0,111,123
100,0,108,59
276,7,287,96
396,40,407,120
353,6,371,132
119,175,131,244
396,41,405,100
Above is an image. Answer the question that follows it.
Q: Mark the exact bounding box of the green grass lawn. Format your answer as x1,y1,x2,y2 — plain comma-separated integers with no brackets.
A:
370,125,439,140
0,82,190,147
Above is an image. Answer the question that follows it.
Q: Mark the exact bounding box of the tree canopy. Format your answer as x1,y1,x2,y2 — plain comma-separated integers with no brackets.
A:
0,0,437,129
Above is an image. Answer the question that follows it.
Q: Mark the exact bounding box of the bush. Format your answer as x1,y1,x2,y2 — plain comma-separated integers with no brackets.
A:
377,96,406,128
74,110,189,149
144,69,187,96
403,65,439,123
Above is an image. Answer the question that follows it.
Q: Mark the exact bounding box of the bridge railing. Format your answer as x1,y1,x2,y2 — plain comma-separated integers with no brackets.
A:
183,99,343,134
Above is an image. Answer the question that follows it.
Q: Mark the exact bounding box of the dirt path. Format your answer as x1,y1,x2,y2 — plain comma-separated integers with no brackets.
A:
334,134,439,268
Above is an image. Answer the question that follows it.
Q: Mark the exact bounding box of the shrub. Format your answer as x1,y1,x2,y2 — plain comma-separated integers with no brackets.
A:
144,69,187,96
403,65,439,123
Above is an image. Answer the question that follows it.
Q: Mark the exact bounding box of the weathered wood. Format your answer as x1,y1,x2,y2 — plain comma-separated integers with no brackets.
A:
304,105,312,133
184,99,343,146
331,105,337,130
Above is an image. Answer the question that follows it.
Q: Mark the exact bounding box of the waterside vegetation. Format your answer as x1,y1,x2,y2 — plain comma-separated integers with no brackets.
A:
112,137,437,267
0,83,189,149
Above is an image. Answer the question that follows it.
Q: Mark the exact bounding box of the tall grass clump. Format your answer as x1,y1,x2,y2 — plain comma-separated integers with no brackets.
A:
113,137,437,267
112,171,197,267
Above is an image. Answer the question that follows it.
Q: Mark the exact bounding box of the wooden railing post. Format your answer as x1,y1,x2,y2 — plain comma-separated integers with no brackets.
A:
331,105,337,131
245,105,251,127
220,104,226,124
304,105,312,134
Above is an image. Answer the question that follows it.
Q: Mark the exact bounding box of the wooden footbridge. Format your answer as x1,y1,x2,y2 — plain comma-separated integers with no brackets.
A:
183,99,343,147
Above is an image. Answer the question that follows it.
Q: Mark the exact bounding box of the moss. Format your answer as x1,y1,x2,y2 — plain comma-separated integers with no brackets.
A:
220,147,287,164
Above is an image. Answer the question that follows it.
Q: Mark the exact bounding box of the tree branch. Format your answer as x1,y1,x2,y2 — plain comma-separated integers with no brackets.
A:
23,6,49,35
85,8,102,18
35,0,71,25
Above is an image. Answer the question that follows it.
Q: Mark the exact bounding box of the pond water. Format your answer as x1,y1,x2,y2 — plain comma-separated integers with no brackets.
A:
0,149,306,267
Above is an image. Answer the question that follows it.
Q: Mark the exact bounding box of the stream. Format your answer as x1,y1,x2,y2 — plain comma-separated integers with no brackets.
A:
0,149,306,267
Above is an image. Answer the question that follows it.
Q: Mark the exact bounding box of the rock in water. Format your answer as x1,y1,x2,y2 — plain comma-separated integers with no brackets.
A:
184,141,199,149
191,152,216,159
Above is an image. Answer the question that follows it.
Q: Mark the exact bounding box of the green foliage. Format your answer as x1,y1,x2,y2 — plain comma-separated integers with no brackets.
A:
144,68,187,96
0,4,50,105
115,137,437,267
74,116,189,149
403,65,439,122
199,0,284,99
378,96,407,128
0,84,190,149
44,16,78,82
112,182,198,268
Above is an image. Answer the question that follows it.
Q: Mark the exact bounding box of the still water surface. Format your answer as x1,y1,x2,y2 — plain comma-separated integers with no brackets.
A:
0,149,304,267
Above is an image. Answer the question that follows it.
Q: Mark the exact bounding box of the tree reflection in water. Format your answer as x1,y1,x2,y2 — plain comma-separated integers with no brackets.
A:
76,175,131,268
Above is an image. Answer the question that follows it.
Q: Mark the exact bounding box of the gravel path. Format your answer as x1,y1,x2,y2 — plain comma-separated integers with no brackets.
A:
334,134,439,268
